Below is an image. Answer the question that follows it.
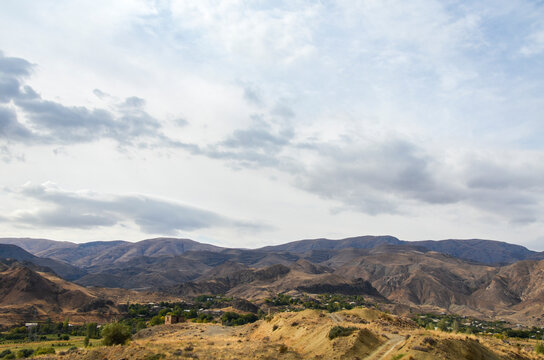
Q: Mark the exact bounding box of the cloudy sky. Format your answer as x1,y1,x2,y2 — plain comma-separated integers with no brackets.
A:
1,0,544,250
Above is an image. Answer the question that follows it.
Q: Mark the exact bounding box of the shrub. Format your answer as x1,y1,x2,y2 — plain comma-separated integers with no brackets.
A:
412,346,428,352
221,312,258,326
279,344,288,354
328,326,357,340
192,313,213,323
422,337,437,347
149,315,163,326
15,349,34,358
536,342,544,355
101,322,132,346
0,350,11,358
34,347,55,355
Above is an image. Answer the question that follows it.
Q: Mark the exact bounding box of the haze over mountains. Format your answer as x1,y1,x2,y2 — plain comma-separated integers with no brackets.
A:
1,235,544,327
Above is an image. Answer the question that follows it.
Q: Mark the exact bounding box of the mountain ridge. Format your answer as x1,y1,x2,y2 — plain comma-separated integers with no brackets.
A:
3,235,543,266
1,237,544,326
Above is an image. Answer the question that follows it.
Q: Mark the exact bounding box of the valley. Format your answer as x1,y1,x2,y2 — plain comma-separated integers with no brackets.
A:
1,236,544,359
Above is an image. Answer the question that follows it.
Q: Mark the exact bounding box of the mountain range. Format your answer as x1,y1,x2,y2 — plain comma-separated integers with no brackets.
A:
1,235,544,326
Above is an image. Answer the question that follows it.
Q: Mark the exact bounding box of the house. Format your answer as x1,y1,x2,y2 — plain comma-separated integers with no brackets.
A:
165,314,181,325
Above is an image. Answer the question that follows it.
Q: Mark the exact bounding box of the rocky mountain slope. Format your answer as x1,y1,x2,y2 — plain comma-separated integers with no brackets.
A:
3,235,543,267
34,238,225,267
0,244,86,280
260,235,544,265
2,236,544,325
0,260,118,326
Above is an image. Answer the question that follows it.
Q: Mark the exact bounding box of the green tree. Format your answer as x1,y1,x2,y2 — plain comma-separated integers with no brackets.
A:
149,315,163,326
452,320,460,333
86,323,98,338
101,323,132,346
62,319,70,333
437,318,448,332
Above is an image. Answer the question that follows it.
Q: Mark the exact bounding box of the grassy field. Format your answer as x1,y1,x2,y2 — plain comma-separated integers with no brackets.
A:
0,336,101,353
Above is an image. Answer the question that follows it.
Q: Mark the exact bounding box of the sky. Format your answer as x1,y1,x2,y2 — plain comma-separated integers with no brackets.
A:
1,0,543,250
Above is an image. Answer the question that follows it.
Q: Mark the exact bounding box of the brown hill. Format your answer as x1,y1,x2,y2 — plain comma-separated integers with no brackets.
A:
261,236,544,265
31,238,225,267
0,244,86,281
0,237,76,254
46,308,541,360
0,262,118,326
75,254,211,289
3,237,544,326
4,236,543,270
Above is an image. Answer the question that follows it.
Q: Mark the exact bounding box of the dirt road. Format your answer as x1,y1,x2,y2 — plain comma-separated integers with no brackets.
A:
328,312,344,323
364,334,405,360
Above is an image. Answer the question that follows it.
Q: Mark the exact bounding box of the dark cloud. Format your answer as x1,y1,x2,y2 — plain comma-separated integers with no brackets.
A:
270,100,295,119
466,158,544,191
0,106,33,140
0,51,33,77
199,121,544,224
120,96,146,109
9,183,261,234
462,157,544,223
92,88,110,99
0,51,33,103
294,139,462,214
202,117,296,168
243,85,263,105
0,51,174,148
174,118,188,127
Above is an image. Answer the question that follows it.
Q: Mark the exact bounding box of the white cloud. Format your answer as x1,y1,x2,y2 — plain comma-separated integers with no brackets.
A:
4,182,262,235
0,0,543,249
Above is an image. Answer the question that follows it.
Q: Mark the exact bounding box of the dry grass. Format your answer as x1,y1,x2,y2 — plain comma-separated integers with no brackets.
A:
17,307,544,360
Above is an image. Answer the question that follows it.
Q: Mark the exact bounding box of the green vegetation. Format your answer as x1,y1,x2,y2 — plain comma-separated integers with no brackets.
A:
0,350,13,360
265,293,373,313
220,312,258,326
0,318,97,343
122,296,232,329
328,326,357,340
15,349,33,358
414,313,544,339
34,347,55,355
101,323,132,346
536,342,544,354
192,313,214,323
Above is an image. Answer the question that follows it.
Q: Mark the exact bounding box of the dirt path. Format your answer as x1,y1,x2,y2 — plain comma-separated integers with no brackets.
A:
327,313,404,360
363,334,405,360
203,324,234,336
328,312,344,323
